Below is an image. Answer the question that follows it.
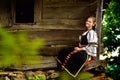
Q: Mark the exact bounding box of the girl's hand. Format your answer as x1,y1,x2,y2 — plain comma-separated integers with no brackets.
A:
74,47,83,52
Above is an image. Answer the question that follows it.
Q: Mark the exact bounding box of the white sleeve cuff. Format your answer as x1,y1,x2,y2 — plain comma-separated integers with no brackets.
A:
82,47,86,50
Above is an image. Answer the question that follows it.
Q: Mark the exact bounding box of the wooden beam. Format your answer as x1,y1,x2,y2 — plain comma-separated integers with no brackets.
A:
96,0,103,59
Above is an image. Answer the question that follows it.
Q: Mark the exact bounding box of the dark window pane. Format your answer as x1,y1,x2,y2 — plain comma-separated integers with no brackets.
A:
15,0,34,23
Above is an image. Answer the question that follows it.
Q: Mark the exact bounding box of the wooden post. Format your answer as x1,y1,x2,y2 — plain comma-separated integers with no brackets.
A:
96,0,103,59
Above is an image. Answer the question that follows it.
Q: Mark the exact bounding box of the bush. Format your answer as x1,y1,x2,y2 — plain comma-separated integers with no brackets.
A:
102,0,120,79
0,25,45,66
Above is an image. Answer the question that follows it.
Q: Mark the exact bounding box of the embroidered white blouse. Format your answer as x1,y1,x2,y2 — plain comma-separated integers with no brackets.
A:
79,30,98,57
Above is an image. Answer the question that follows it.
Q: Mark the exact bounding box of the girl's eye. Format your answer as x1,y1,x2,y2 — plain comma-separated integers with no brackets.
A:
87,21,91,23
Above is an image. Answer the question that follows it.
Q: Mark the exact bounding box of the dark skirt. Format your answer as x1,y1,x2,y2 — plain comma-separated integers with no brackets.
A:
57,47,89,77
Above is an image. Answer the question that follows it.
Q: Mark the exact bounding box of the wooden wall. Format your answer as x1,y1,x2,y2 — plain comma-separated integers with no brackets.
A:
0,0,11,26
0,0,99,69
1,0,97,30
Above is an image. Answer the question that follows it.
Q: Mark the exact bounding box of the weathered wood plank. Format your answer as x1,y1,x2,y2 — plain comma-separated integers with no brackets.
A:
42,0,97,20
9,24,86,30
39,46,75,56
43,1,94,7
34,0,42,23
10,29,84,41
0,0,11,26
41,19,85,26
6,56,57,70
43,7,90,19
46,40,78,46
27,30,82,41
6,56,106,71
43,0,92,7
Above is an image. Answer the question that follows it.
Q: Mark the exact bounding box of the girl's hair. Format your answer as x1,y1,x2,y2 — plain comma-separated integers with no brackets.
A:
88,16,96,30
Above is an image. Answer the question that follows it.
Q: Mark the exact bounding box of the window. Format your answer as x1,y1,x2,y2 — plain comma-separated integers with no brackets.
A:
15,0,34,23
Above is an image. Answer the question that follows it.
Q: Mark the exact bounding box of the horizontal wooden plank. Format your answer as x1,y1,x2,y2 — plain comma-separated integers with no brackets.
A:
43,0,90,3
43,1,97,7
28,29,82,39
6,56,58,70
10,29,84,42
39,46,75,56
46,40,78,46
43,7,91,19
43,0,94,6
9,24,86,30
5,56,106,70
41,19,85,26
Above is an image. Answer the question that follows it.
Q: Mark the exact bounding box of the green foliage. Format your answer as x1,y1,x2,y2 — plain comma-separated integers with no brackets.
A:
102,0,120,79
103,0,120,52
0,26,45,66
105,64,120,80
77,71,93,80
58,71,93,80
28,75,46,80
58,71,75,80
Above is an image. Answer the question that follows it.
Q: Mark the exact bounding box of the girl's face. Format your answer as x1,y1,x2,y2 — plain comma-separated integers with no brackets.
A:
85,18,95,30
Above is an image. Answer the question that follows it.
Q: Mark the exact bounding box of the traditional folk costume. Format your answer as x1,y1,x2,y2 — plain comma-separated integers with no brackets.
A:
57,29,98,77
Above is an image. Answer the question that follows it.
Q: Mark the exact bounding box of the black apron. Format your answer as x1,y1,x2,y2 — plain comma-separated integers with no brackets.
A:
57,31,90,77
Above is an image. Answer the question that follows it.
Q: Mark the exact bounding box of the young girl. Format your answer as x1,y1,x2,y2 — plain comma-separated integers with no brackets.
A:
57,16,98,77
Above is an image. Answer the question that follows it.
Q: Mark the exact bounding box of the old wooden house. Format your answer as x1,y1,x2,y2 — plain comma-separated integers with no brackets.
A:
0,0,105,70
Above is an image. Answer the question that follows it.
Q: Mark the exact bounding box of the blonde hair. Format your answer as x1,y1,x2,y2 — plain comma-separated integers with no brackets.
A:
89,16,96,24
